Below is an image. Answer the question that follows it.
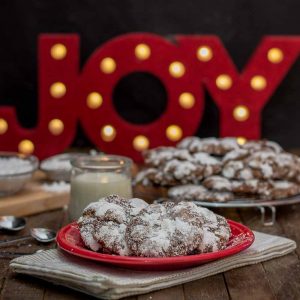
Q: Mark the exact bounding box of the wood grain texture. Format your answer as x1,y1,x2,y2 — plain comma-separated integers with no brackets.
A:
0,210,65,300
239,206,300,300
137,285,185,300
183,274,229,300
0,171,69,217
1,184,300,299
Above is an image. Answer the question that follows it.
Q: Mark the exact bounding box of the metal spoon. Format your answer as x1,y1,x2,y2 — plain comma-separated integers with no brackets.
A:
0,228,56,248
0,216,26,231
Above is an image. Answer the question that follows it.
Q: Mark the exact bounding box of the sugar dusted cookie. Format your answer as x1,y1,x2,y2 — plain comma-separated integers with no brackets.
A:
202,176,232,192
126,201,231,256
168,184,234,202
78,195,148,255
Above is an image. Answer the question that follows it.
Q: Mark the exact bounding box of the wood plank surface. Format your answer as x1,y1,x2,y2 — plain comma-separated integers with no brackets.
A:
1,185,300,299
0,172,69,217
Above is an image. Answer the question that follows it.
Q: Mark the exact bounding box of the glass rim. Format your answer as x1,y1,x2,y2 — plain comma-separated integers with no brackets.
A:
70,154,133,171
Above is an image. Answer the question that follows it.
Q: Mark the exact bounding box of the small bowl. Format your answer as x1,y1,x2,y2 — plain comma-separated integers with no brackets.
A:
0,152,39,197
40,153,87,182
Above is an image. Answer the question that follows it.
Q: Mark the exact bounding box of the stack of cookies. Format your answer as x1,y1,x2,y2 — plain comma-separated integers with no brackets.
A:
134,137,300,202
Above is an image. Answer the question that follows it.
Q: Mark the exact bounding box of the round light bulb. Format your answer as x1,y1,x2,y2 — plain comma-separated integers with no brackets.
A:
50,43,67,60
0,118,8,134
50,82,66,98
197,46,213,62
233,105,250,122
86,92,103,109
18,139,34,154
135,44,151,60
169,61,185,78
101,125,116,142
267,48,284,64
166,125,183,141
179,93,195,109
250,75,267,91
236,136,247,145
216,74,232,90
133,135,149,151
100,57,116,74
48,119,64,135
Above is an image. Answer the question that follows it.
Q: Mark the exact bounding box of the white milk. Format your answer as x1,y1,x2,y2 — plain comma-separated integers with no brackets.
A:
69,172,132,220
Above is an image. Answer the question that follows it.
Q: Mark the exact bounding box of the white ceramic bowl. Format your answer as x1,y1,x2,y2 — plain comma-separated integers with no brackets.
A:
0,152,39,197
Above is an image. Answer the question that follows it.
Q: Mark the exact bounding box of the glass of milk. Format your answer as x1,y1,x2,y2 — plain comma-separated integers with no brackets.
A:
69,155,133,221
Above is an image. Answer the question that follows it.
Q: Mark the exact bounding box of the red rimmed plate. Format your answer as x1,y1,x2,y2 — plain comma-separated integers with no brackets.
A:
56,220,254,271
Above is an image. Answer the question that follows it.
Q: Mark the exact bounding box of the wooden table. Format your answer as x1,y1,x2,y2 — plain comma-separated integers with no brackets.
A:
1,187,300,300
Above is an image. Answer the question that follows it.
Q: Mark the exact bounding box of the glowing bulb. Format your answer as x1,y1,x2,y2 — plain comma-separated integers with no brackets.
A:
166,125,183,141
179,93,195,109
169,61,185,78
18,139,34,154
86,92,103,109
267,48,284,64
50,43,67,60
101,125,116,142
135,44,151,60
197,46,213,62
48,119,64,135
100,57,116,74
233,105,250,122
236,136,247,145
50,82,66,98
133,135,149,151
0,118,8,134
216,74,232,90
250,75,267,91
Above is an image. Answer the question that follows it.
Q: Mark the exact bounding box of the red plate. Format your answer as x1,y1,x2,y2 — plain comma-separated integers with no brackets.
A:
56,220,254,271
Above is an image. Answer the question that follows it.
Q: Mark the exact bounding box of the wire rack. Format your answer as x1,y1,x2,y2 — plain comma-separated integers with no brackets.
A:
155,194,300,226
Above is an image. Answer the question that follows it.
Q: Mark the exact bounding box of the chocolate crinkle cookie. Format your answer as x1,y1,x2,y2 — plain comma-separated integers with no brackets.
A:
126,201,231,256
134,137,300,201
168,184,234,202
78,195,148,255
78,196,231,257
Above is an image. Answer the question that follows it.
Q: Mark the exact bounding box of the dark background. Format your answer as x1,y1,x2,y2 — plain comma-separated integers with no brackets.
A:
0,0,300,149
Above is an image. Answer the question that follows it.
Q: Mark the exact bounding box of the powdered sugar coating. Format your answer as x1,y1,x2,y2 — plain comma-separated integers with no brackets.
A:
222,161,254,180
168,184,234,202
0,157,35,175
242,140,283,153
222,149,249,163
126,201,231,256
194,206,231,252
144,147,193,167
126,202,203,257
203,176,232,192
177,137,238,155
78,195,148,255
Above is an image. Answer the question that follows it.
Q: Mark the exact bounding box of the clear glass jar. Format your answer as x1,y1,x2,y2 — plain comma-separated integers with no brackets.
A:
69,155,133,221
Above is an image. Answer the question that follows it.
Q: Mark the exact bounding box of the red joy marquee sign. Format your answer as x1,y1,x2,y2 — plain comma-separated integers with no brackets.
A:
0,33,300,161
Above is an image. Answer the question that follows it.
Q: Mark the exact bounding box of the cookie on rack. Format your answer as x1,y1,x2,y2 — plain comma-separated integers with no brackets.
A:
78,195,148,255
246,151,299,180
168,184,234,202
178,137,239,155
269,180,300,199
231,179,271,196
202,176,232,192
242,140,283,154
143,147,193,167
222,160,254,180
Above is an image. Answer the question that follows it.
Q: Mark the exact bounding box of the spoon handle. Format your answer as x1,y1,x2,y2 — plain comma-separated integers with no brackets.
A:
0,235,32,248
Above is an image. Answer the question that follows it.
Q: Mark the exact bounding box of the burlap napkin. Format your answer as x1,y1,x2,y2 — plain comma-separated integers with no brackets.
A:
10,231,296,300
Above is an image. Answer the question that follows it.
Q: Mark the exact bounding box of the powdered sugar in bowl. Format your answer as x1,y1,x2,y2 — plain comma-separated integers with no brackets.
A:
0,152,39,196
